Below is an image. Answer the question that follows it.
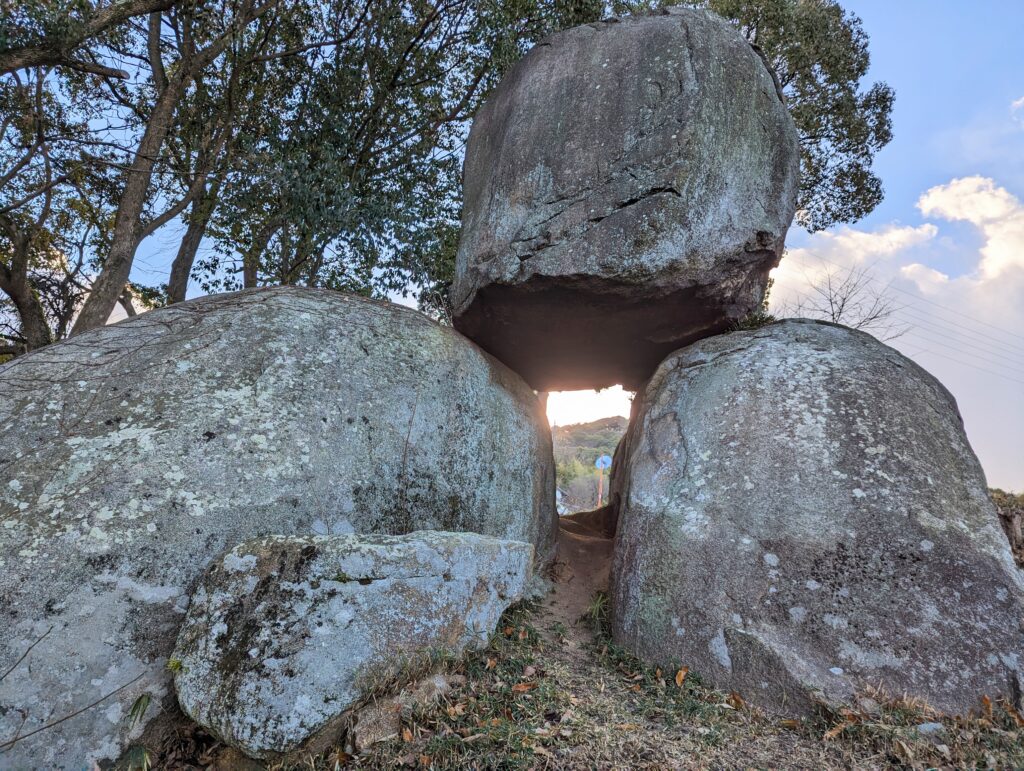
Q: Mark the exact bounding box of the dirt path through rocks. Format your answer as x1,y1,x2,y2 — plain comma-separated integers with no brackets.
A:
541,506,616,637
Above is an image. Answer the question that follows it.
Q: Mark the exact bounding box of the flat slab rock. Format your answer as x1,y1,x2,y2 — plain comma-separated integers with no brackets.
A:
610,319,1024,715
0,287,554,768
172,532,533,759
452,9,799,390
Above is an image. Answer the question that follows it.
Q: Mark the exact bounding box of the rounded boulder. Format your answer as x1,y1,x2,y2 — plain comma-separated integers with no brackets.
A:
610,319,1024,715
0,287,555,767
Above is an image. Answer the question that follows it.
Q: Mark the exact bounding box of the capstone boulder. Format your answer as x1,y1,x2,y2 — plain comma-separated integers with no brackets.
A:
451,8,800,390
0,287,554,768
610,319,1024,715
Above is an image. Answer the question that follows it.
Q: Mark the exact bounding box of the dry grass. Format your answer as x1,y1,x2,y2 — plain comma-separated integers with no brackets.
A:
262,598,1024,771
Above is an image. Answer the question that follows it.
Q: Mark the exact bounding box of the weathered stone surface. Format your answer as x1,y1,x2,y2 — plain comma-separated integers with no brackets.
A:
610,319,1024,715
173,532,532,759
0,287,555,768
452,9,800,390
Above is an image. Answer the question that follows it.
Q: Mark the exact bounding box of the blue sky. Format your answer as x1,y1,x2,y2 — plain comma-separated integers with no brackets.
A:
844,0,1024,233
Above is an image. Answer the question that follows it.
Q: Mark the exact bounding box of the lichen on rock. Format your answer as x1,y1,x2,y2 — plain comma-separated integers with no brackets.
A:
610,319,1024,715
0,287,555,768
171,532,534,759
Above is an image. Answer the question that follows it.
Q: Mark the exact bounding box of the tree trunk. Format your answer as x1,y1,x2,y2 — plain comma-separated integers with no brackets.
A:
118,286,137,317
69,74,186,335
0,256,52,351
241,219,279,289
167,182,220,304
0,0,177,75
69,0,269,333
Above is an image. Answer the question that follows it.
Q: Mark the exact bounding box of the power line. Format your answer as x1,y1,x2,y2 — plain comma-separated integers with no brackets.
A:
888,304,1024,362
897,326,1024,377
907,347,1024,388
784,250,1024,344
780,254,1024,361
778,284,1024,384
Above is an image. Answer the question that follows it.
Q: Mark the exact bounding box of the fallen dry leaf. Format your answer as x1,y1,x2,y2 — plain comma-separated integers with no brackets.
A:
982,694,994,719
675,667,689,688
512,682,538,693
402,727,413,743
894,739,915,763
823,721,851,741
485,657,497,670
1003,700,1024,727
446,703,466,718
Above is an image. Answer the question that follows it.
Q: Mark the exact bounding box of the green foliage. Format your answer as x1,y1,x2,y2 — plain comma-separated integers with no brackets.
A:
1,0,891,351
609,0,893,231
123,745,152,771
0,1,95,54
0,64,109,349
126,693,151,729
552,416,627,469
583,590,610,630
193,0,586,302
553,416,627,511
1,1,581,346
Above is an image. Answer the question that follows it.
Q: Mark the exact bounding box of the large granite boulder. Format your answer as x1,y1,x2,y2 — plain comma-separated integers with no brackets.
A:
173,532,533,759
610,319,1024,715
0,287,555,768
451,8,800,390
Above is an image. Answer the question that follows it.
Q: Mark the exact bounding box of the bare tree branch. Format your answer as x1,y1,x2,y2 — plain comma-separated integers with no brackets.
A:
782,264,910,342
0,0,178,75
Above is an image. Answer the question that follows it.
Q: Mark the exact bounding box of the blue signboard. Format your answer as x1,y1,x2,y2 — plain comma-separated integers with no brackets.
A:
595,454,612,470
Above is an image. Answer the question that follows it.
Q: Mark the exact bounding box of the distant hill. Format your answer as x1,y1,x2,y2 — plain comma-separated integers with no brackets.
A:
992,489,1023,566
552,415,627,465
552,416,628,513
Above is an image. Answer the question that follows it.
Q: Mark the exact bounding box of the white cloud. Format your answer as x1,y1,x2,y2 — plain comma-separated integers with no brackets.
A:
1012,95,1024,126
917,176,1024,278
799,223,937,263
771,176,1024,491
898,263,949,294
770,223,937,303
